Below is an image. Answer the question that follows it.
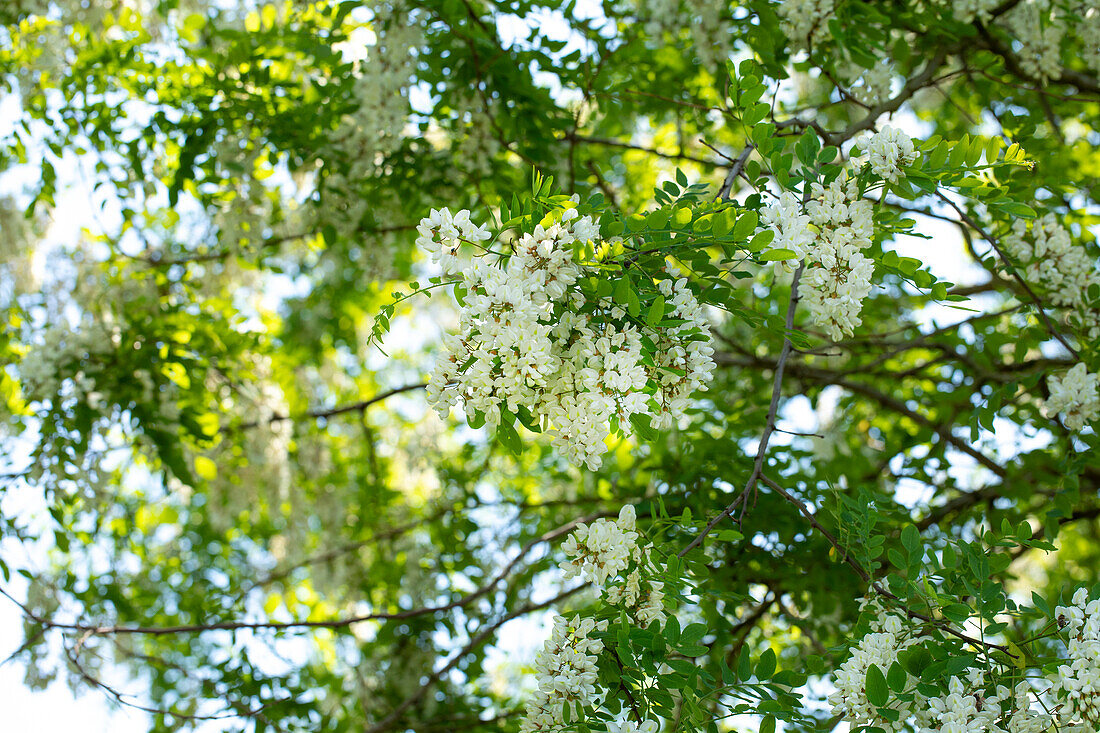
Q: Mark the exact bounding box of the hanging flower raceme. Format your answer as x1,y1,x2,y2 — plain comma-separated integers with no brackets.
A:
561,505,666,626
829,592,1100,733
829,607,922,730
417,206,715,469
759,173,876,340
521,505,667,732
521,614,608,733
1052,588,1100,726
1002,213,1100,341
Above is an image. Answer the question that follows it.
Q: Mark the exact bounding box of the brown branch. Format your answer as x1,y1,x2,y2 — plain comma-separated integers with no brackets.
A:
230,382,427,431
563,132,723,167
57,632,289,723
717,145,754,201
715,352,1008,477
836,50,950,144
681,263,805,557
974,24,1100,97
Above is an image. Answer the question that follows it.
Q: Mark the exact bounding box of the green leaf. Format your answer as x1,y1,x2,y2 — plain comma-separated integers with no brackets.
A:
996,202,1037,219
495,414,524,456
663,615,682,646
626,284,641,317
743,102,770,126
901,646,932,676
901,524,920,555
747,229,774,251
647,208,671,230
672,207,693,229
614,277,631,307
865,663,889,707
949,135,971,168
737,648,752,681
756,648,776,679
732,211,758,240
929,140,950,169
713,208,735,237
681,622,708,645
647,295,665,327
759,248,796,262
887,662,908,693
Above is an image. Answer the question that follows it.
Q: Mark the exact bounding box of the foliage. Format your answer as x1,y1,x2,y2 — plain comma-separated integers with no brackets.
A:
1,0,1100,731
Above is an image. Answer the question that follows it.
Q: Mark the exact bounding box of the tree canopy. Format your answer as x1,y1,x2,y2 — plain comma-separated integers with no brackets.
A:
2,0,1100,731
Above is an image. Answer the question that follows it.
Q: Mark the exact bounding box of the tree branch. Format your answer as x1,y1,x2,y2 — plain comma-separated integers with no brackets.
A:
681,264,805,556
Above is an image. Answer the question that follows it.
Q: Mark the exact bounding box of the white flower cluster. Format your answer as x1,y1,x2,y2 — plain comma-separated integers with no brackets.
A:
450,95,502,181
997,682,1057,733
419,208,714,469
916,671,1002,733
210,129,275,252
862,126,917,183
1080,3,1100,75
1001,214,1100,431
760,174,876,340
2,0,50,21
561,505,639,586
19,322,120,408
415,206,494,276
331,4,420,164
831,591,1100,733
950,0,1001,22
314,2,421,239
1052,587,1100,726
801,176,876,341
521,614,608,733
832,610,1052,732
760,191,813,260
1002,213,1100,341
608,722,660,733
686,0,732,72
1006,0,1065,82
561,506,667,628
776,0,835,49
829,611,917,730
652,276,716,429
848,62,895,107
521,506,664,732
914,670,1056,733
637,0,679,44
1047,363,1100,431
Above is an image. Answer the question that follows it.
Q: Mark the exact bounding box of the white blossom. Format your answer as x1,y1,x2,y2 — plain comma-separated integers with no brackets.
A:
1046,363,1100,431
422,208,715,469
561,506,640,587
1051,588,1100,726
829,610,919,730
863,126,917,183
849,62,895,107
521,614,609,733
607,721,660,733
776,0,835,48
759,174,876,340
1006,0,1065,82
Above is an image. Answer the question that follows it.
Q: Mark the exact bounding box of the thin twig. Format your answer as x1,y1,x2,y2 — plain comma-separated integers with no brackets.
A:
680,263,805,557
